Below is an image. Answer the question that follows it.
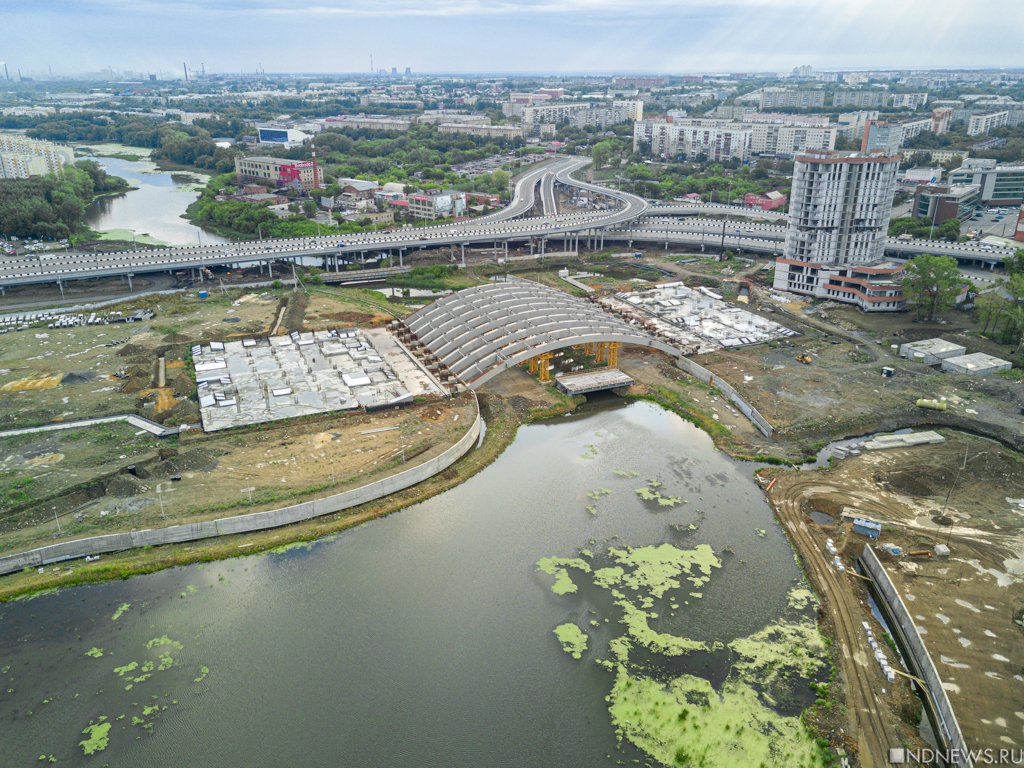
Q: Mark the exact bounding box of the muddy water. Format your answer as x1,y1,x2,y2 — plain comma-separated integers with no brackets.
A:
0,400,813,766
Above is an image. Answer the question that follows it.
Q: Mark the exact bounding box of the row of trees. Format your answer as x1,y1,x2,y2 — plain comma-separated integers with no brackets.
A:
888,216,964,242
0,161,129,239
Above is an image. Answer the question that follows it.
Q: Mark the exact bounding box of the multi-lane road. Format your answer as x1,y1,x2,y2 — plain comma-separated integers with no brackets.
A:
0,156,652,290
0,157,1015,291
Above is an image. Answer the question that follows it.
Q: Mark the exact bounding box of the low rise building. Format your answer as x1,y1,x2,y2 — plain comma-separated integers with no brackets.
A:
940,352,1012,376
899,338,967,365
336,178,380,199
235,156,320,193
743,190,788,210
949,159,1024,204
912,184,980,223
407,190,467,220
256,124,310,147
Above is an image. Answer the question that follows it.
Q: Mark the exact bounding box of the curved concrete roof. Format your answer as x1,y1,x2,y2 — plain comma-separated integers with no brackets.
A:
405,280,682,389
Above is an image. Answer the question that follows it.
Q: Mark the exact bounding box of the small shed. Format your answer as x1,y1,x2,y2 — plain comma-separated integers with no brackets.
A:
940,352,1012,377
898,338,966,366
852,518,882,539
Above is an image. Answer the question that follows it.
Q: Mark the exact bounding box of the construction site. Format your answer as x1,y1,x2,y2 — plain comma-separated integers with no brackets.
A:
1,248,1023,768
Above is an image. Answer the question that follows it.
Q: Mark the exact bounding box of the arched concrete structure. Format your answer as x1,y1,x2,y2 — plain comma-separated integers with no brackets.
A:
404,280,682,389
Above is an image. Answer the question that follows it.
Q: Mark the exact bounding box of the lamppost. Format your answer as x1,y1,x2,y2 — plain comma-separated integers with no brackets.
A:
257,223,264,241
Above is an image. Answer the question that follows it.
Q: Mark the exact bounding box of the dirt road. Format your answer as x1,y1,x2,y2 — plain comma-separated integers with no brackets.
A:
768,475,905,768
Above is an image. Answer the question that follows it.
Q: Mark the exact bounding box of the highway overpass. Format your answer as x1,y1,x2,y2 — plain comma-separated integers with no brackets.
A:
0,158,1016,291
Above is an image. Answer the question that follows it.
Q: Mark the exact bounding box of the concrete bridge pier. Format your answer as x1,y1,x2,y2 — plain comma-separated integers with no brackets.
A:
127,273,133,291
540,238,546,256
460,243,466,267
57,279,64,299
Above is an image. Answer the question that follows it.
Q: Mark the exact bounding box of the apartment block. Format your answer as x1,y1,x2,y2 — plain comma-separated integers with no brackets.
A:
967,110,1009,136
832,91,887,109
774,151,904,311
0,135,75,179
757,89,826,110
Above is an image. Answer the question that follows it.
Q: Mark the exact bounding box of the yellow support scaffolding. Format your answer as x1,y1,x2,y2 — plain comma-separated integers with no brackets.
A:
607,342,622,368
594,342,607,364
538,352,553,383
528,356,538,374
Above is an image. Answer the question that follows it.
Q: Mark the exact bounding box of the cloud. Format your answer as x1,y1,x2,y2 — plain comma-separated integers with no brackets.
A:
3,0,1021,74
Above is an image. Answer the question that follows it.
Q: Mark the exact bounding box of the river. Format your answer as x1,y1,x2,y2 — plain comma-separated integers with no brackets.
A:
0,400,819,766
82,152,226,246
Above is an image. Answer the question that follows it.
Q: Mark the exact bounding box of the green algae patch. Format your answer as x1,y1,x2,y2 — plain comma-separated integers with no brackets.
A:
79,718,111,755
618,601,709,657
114,662,138,678
194,665,209,683
729,619,827,682
554,623,589,660
613,469,639,478
593,566,625,589
588,488,612,500
787,587,817,611
607,667,827,768
634,487,684,508
609,543,721,597
111,603,131,621
146,636,184,651
84,647,104,658
536,557,591,596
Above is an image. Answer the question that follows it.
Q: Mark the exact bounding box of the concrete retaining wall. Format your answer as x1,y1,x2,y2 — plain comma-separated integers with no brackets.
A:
0,404,482,577
860,544,973,767
674,357,775,437
0,413,180,440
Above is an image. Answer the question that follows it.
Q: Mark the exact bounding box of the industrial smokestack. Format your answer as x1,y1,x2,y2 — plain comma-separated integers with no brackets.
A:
183,62,189,82
2,62,8,81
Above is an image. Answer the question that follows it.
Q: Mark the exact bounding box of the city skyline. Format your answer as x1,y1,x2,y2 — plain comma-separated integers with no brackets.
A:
4,0,1023,77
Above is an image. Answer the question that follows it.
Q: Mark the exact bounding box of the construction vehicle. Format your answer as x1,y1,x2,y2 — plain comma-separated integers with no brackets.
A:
795,354,813,365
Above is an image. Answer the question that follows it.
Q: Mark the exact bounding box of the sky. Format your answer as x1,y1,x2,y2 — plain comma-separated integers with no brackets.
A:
3,0,1023,77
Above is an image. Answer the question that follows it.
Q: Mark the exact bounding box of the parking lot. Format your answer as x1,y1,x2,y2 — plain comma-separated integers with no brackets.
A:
964,204,1020,239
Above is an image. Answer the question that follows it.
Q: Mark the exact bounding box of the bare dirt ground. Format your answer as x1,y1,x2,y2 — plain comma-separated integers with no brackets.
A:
0,289,284,429
697,307,1024,454
0,285,472,556
0,396,476,556
768,431,1024,760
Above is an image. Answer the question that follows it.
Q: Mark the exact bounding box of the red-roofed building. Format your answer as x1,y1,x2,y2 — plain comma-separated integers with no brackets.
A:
744,190,788,210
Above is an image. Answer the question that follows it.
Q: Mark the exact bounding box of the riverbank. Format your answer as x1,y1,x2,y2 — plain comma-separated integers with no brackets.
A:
0,387,579,602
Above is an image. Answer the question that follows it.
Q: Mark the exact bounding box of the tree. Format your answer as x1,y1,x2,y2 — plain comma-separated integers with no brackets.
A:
901,254,966,321
1005,249,1024,277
